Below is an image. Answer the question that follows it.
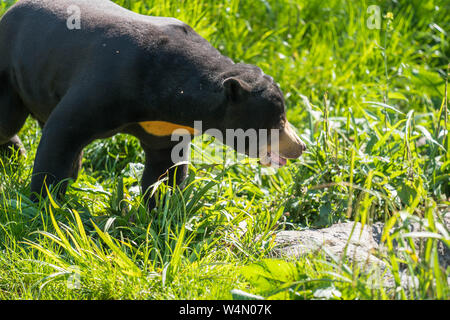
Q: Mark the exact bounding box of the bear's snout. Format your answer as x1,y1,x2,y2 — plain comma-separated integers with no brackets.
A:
277,122,306,159
258,122,305,168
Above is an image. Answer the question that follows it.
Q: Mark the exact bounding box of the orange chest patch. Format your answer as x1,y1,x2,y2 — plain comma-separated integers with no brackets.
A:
139,121,198,136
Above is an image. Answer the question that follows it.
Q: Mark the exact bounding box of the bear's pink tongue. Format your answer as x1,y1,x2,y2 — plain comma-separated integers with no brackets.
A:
260,151,287,167
269,151,287,167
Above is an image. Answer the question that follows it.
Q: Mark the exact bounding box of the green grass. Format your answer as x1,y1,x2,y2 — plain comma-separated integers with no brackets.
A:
0,0,449,299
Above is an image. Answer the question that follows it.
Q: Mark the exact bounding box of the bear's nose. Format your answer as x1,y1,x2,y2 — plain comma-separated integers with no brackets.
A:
301,142,307,152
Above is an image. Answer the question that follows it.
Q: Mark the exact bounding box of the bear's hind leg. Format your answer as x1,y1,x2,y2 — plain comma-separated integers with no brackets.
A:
0,77,28,158
30,88,117,201
0,135,26,157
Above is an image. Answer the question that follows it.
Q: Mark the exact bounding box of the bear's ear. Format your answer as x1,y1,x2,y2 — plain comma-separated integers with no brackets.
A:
223,77,250,103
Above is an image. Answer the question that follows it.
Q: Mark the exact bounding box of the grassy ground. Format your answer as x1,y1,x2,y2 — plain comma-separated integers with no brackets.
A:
0,0,449,299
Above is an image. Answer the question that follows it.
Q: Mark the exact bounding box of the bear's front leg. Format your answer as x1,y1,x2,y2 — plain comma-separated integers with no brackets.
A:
30,123,89,200
140,143,189,209
30,91,112,201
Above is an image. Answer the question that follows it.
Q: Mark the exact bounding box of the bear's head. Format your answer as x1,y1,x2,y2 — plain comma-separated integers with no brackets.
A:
219,64,306,167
